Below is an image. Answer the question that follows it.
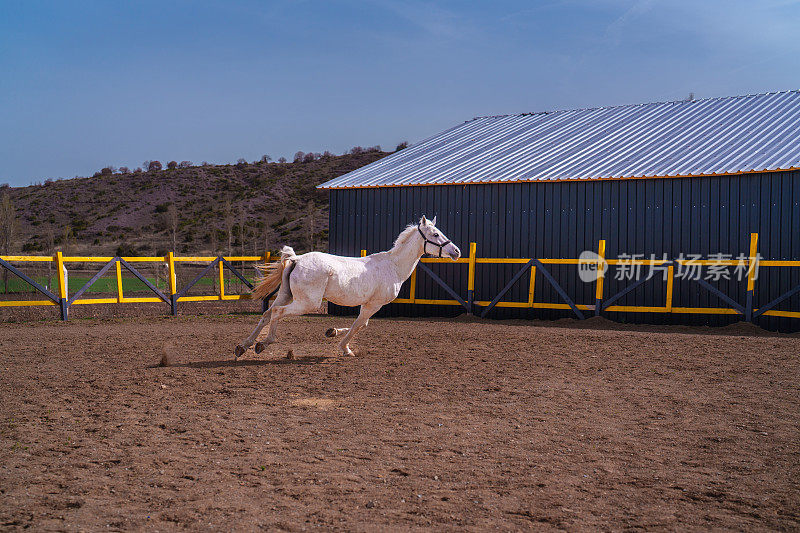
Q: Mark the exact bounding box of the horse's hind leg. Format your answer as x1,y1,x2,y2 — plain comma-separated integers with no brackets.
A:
235,313,269,359
337,304,380,357
234,287,291,359
262,281,325,348
263,298,319,345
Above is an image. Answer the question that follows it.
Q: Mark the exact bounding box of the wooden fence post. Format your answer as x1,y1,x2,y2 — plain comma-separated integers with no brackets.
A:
665,263,675,312
467,242,477,314
594,239,606,316
527,265,537,307
115,259,124,303
218,259,225,300
167,251,178,316
56,251,68,320
746,233,759,322
409,268,417,303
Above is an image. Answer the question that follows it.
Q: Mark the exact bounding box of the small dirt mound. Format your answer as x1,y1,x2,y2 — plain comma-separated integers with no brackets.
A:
290,398,335,409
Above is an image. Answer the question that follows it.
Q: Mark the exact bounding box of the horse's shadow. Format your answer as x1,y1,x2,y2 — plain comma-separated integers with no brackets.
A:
152,355,329,369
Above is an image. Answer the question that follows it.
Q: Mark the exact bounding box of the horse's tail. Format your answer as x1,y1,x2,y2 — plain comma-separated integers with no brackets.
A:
252,246,296,300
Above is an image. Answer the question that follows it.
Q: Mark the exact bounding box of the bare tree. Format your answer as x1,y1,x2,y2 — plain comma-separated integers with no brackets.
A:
178,161,193,168
62,225,73,256
251,224,259,256
44,228,56,287
293,151,305,163
167,203,178,251
260,154,272,163
238,207,247,257
45,225,55,290
305,200,318,251
224,200,234,257
119,166,130,173
278,156,287,164
209,227,218,293
237,207,247,292
0,192,15,253
0,192,16,293
262,216,275,257
209,226,218,256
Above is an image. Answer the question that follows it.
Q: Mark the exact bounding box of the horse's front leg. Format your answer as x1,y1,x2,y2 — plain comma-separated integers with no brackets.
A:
337,304,380,357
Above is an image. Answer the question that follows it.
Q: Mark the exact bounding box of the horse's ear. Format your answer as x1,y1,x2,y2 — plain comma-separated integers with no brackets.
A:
420,215,428,225
431,216,437,226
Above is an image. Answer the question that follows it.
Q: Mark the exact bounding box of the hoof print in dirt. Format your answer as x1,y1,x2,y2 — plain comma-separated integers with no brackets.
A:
325,328,337,338
255,342,266,354
286,349,294,360
234,345,245,359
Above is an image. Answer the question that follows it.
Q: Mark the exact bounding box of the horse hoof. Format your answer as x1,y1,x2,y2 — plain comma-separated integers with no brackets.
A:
254,341,266,354
234,345,245,359
325,328,337,338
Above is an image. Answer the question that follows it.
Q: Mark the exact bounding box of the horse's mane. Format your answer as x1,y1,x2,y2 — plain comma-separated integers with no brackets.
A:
391,224,418,251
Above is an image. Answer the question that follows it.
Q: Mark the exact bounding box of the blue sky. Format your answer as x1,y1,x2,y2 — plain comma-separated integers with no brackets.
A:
1,0,799,186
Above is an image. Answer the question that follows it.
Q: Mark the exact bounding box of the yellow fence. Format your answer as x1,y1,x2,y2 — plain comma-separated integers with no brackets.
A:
2,232,799,321
360,233,800,320
0,251,271,318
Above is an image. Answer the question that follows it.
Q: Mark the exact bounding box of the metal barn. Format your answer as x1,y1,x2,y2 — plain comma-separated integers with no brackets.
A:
318,91,800,331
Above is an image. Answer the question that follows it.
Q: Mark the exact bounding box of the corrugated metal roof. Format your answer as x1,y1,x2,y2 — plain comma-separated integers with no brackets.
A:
318,90,800,189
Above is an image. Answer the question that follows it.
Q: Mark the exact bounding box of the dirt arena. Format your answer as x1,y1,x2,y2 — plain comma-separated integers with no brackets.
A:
1,311,799,531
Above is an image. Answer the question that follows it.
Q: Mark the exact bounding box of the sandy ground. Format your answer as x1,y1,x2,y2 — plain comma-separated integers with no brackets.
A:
1,313,799,531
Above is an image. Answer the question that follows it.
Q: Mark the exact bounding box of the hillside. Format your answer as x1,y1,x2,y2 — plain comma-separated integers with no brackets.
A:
3,151,389,258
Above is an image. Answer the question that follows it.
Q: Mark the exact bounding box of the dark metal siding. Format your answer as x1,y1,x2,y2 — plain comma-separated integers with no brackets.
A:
328,171,800,332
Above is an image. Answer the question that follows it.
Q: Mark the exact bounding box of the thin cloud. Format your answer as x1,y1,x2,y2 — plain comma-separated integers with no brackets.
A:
593,0,800,52
366,0,474,41
604,0,655,44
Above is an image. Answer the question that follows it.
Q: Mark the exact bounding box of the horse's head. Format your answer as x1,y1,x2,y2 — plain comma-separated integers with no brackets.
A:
418,215,461,261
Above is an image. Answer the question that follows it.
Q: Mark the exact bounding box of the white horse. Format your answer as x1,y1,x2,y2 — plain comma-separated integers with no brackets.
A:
235,215,461,358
